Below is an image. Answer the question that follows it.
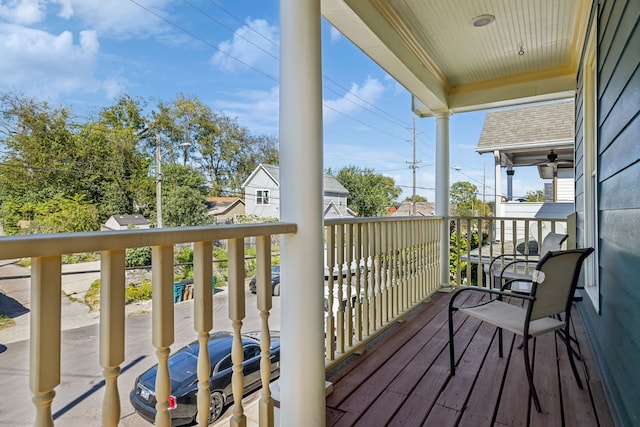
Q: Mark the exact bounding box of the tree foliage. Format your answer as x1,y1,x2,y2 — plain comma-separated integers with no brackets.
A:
525,189,545,202
450,181,479,216
330,165,401,217
0,92,278,234
403,194,428,202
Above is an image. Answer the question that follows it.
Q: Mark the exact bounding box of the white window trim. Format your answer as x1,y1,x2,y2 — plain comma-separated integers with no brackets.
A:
256,189,270,205
582,19,600,312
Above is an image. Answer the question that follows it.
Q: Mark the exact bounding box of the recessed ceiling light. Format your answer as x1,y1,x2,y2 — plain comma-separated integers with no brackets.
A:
472,14,495,27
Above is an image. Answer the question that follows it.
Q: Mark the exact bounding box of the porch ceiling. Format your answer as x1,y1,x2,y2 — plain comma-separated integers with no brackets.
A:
321,0,591,116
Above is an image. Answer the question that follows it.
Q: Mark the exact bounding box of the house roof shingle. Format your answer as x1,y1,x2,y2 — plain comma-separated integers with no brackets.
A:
476,100,575,153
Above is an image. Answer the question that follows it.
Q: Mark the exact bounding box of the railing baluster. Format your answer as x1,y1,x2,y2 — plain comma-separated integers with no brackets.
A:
100,249,125,427
325,225,335,360
336,224,345,353
193,241,213,427
152,245,175,427
30,256,61,427
362,223,371,336
228,238,247,427
373,222,382,330
353,223,363,342
465,218,472,284
345,223,354,348
255,236,274,426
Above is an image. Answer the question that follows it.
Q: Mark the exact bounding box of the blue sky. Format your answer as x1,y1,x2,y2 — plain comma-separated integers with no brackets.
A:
0,0,545,202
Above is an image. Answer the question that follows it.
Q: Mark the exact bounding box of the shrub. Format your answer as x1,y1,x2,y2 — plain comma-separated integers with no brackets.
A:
175,246,193,279
126,281,153,303
126,246,152,268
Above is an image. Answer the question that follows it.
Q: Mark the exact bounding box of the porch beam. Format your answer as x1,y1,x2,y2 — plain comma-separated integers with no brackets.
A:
280,0,326,425
435,112,451,288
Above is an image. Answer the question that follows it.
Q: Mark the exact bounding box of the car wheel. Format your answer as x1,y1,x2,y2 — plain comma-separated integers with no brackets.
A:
208,391,225,423
273,283,280,296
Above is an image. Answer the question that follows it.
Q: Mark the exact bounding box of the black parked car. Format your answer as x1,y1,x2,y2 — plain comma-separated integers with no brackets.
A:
130,331,280,425
248,264,281,295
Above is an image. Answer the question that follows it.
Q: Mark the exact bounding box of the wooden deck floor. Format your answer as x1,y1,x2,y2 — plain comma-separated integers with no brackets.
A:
325,291,614,427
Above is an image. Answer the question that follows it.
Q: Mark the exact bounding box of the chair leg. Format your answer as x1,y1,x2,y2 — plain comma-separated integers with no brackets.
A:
522,336,541,412
564,322,583,390
448,307,456,375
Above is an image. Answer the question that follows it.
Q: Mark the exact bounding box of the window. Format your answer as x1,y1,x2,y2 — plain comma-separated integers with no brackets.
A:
582,18,599,312
256,189,269,205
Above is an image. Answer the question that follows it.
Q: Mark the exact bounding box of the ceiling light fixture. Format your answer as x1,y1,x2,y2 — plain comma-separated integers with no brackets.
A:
472,14,495,27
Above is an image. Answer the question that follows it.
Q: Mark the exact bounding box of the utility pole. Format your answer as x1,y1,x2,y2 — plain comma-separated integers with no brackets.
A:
407,115,421,215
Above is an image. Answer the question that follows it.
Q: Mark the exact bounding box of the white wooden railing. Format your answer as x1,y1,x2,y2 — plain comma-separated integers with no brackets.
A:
0,214,574,425
0,223,295,427
0,217,449,426
449,216,570,287
323,217,442,368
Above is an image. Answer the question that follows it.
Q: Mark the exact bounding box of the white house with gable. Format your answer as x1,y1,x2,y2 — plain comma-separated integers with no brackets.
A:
242,164,355,219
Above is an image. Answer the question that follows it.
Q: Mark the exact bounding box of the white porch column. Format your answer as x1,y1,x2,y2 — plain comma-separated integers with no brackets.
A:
435,112,451,288
279,0,326,426
494,150,504,218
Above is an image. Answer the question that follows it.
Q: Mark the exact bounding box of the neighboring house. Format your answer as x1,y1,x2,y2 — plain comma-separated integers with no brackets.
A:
242,164,355,219
102,214,150,231
476,100,576,209
205,197,245,224
475,100,576,237
387,201,436,217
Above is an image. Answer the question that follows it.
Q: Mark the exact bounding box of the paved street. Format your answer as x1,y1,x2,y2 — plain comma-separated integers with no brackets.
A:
0,261,281,426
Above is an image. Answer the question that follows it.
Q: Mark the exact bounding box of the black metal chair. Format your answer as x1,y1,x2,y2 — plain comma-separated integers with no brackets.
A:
448,248,594,412
488,232,568,291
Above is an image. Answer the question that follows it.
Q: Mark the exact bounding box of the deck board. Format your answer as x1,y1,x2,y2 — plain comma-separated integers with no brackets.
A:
326,292,613,426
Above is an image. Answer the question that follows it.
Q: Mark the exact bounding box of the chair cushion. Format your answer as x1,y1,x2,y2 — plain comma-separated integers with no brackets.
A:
460,300,565,337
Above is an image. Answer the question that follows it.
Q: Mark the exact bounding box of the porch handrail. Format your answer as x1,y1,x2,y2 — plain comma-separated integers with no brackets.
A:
0,222,295,427
323,216,443,369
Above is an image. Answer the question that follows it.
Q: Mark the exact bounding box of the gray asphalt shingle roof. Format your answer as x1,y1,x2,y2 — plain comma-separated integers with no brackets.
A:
476,100,574,153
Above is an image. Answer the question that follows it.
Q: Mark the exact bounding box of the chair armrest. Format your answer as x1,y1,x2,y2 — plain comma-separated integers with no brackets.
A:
449,285,534,312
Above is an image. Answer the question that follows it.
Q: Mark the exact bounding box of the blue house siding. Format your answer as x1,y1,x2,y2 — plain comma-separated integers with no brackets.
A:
577,0,640,425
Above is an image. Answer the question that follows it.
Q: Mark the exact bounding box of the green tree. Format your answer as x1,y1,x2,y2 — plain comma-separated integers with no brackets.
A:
450,181,479,216
330,165,401,217
151,94,279,198
0,93,151,232
161,163,210,227
403,195,428,202
525,189,545,202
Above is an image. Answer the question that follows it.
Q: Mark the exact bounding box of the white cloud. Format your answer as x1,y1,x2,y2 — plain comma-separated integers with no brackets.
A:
0,24,122,99
0,0,175,38
212,86,279,134
58,0,174,39
0,0,46,24
323,77,385,123
330,27,341,43
211,18,278,75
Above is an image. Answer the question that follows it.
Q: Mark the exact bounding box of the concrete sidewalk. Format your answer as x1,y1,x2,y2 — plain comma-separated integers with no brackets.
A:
0,260,152,344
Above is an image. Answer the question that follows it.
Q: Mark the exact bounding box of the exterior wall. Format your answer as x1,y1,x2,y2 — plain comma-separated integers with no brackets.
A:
212,203,245,224
244,169,280,219
556,169,575,201
577,1,640,425
498,202,573,239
